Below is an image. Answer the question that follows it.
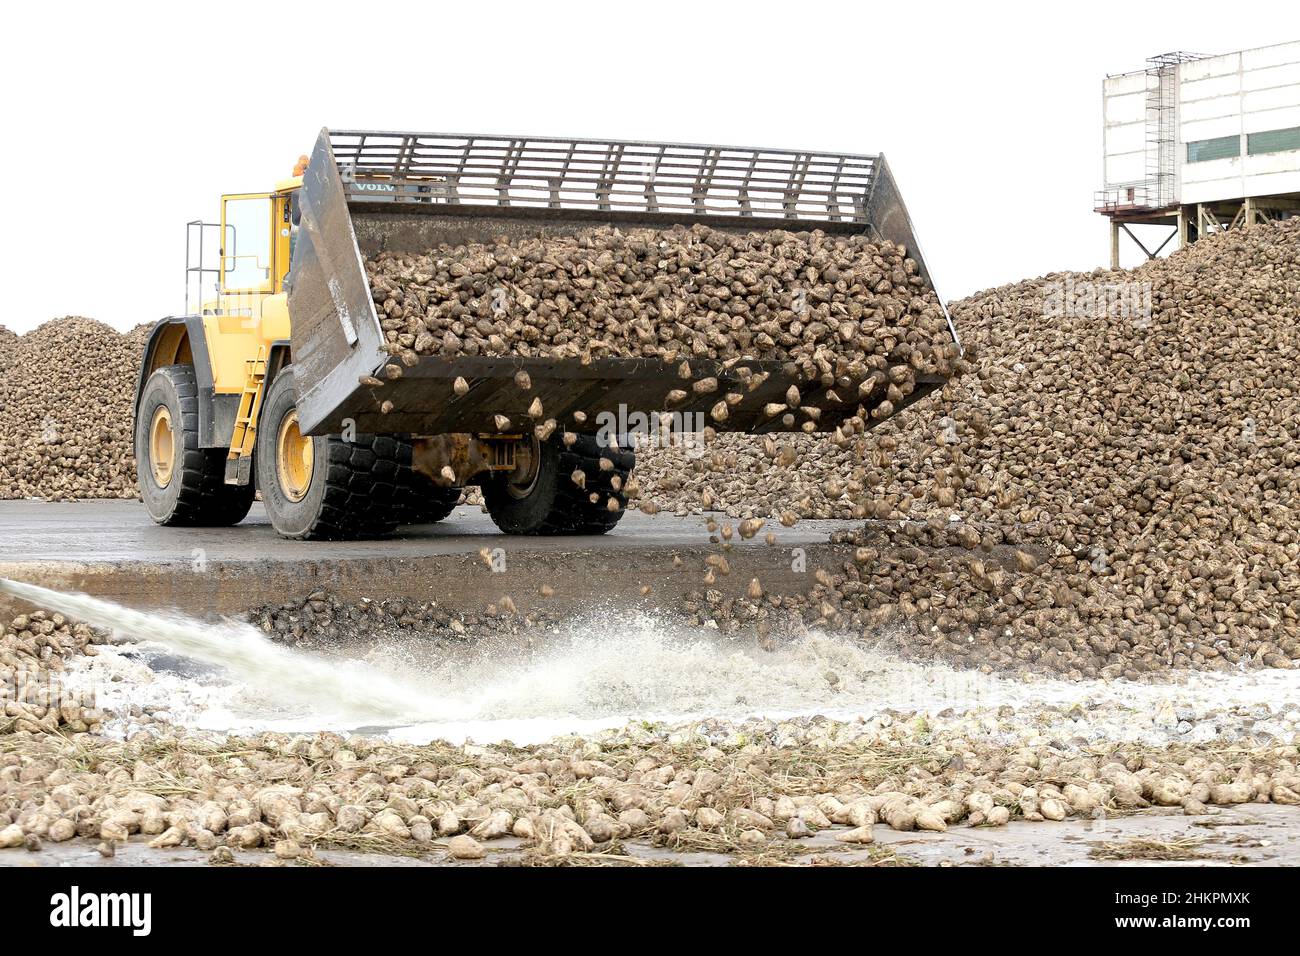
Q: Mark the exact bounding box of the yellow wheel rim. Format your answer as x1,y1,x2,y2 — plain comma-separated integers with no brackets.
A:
149,406,175,487
505,436,541,500
276,410,314,503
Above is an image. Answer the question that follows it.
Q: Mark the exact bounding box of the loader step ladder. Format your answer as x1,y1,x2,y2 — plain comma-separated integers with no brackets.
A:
225,349,267,485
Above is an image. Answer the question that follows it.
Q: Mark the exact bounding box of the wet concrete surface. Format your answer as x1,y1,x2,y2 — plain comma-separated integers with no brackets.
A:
3,805,1294,868
0,500,854,616
0,500,852,563
866,804,1300,867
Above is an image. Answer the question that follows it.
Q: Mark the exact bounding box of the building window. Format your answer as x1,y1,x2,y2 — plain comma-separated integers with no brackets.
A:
1247,126,1300,156
1186,135,1241,162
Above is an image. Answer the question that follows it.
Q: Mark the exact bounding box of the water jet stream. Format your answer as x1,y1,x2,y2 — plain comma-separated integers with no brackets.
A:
0,577,443,724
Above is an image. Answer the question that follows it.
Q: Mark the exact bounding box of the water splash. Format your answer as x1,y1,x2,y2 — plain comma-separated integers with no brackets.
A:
0,577,442,725
1,576,1006,738
5,577,1296,747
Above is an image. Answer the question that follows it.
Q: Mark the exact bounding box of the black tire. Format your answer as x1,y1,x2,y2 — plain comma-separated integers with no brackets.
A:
482,433,635,535
398,473,462,526
135,365,255,526
255,367,405,540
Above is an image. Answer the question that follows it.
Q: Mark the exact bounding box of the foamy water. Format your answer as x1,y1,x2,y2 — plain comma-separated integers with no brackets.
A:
4,577,1297,745
0,578,443,725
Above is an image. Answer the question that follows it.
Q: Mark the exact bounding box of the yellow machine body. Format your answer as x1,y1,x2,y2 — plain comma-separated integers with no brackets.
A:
185,177,302,471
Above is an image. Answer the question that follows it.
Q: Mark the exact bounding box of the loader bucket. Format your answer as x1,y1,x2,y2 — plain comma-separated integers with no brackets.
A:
288,128,957,437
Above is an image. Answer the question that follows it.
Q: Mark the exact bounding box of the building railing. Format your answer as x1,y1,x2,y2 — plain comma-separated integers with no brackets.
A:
1094,183,1172,214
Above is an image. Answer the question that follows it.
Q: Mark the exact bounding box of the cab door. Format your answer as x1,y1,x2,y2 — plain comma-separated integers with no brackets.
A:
205,192,278,393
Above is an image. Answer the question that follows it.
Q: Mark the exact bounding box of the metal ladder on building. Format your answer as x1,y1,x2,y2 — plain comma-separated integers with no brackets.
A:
1142,52,1202,210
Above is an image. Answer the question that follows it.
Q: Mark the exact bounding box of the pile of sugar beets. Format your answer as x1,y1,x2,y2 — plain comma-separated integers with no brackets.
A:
0,318,145,501
2,610,1298,859
656,219,1300,680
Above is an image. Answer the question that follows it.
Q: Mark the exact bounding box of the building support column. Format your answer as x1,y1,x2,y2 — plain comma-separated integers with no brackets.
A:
1243,196,1256,227
1110,219,1120,270
1177,207,1189,248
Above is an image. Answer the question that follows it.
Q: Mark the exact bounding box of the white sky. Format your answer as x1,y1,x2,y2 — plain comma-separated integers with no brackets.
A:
0,0,1290,333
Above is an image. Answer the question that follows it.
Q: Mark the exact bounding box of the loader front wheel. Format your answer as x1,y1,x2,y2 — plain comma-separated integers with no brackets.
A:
482,433,634,535
256,367,404,540
135,365,255,527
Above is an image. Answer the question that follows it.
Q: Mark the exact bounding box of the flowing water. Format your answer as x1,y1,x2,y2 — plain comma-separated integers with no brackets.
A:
0,578,439,723
3,577,1297,746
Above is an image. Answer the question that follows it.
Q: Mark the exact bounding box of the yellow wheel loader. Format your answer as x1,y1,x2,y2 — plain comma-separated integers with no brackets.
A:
133,128,958,540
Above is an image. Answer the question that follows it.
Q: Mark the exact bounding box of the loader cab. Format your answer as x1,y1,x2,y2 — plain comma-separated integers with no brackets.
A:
174,173,303,416
213,181,300,309
185,187,300,317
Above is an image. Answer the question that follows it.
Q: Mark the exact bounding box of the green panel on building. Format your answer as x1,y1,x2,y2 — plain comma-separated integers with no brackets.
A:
1247,126,1300,155
1186,135,1241,163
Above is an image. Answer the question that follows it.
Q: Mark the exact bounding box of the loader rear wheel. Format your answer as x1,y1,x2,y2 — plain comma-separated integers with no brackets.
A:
135,365,255,527
398,474,462,526
256,367,405,540
482,433,635,535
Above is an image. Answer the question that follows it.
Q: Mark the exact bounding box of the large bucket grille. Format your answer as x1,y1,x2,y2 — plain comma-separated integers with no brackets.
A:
327,130,878,226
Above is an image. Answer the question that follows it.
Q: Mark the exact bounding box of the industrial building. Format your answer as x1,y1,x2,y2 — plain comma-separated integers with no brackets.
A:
1096,41,1300,266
